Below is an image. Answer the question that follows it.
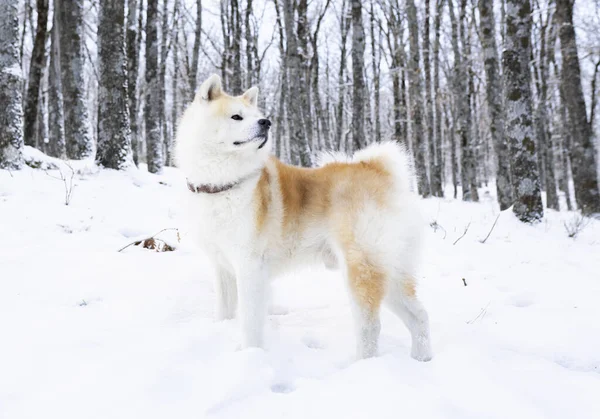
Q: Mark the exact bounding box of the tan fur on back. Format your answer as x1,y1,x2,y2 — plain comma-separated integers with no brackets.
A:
253,156,396,314
256,157,392,234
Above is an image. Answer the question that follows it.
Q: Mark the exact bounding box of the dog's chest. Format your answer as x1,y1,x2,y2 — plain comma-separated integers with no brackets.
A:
187,190,256,250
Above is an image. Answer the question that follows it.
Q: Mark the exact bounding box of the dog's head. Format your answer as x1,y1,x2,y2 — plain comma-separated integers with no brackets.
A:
175,74,272,184
194,74,271,151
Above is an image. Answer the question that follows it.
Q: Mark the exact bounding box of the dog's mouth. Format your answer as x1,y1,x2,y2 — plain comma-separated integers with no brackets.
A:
233,134,269,149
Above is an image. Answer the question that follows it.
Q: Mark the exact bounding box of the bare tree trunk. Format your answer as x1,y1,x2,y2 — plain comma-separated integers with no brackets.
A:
310,0,331,150
245,0,255,87
431,0,444,196
406,0,430,196
189,0,201,99
47,10,65,158
19,0,31,71
136,0,145,159
384,2,406,146
350,0,366,150
422,0,439,196
423,0,435,193
296,0,313,151
97,0,132,169
459,0,478,201
548,16,573,211
478,0,514,209
145,0,163,173
23,0,49,148
448,0,474,200
219,1,230,90
503,0,543,222
335,0,351,150
283,0,312,166
159,0,170,165
0,0,24,169
226,0,243,93
127,0,140,166
37,76,48,152
558,131,574,210
556,0,600,213
273,0,288,160
171,22,179,162
369,0,381,144
450,103,458,199
57,0,93,159
590,59,599,128
536,8,559,210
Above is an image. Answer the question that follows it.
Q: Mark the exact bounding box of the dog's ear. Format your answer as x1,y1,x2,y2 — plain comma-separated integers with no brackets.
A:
242,86,259,107
196,74,222,102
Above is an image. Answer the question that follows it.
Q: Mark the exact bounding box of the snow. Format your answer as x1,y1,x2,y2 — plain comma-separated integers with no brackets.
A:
1,151,599,419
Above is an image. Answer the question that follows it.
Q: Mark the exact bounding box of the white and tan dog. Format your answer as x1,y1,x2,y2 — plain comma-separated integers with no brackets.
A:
175,74,432,361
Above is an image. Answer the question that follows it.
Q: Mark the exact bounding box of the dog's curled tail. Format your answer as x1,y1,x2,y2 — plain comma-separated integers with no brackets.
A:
352,141,417,194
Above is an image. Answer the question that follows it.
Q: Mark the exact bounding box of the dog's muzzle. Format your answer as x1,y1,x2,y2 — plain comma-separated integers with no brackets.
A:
233,119,272,149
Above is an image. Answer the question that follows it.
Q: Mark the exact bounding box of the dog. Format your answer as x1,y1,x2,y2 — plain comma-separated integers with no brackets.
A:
175,74,432,361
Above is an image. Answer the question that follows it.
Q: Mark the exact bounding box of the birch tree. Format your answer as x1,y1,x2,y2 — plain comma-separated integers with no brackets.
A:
282,0,312,166
556,0,600,214
127,0,140,165
189,0,202,99
96,0,132,169
369,0,381,144
406,0,431,196
431,0,444,196
47,9,65,158
478,0,514,209
458,0,478,201
23,0,49,148
351,0,366,150
145,0,164,173
57,0,93,159
0,0,24,169
334,0,351,150
502,0,543,222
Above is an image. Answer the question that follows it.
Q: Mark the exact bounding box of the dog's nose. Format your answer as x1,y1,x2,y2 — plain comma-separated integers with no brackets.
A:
258,119,272,129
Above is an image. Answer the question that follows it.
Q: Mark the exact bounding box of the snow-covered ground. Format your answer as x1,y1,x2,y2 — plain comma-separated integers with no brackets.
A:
2,149,599,419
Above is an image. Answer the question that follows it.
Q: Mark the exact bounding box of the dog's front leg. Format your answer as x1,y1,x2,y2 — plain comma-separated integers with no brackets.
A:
214,265,237,321
236,262,268,349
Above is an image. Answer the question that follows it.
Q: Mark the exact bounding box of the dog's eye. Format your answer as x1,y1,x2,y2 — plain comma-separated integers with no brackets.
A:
231,114,243,121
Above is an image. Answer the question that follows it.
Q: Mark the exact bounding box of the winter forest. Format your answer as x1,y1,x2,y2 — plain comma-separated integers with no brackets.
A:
1,0,599,220
2,1,600,417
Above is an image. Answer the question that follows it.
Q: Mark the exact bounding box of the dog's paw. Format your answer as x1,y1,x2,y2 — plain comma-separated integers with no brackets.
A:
411,344,433,362
269,304,289,316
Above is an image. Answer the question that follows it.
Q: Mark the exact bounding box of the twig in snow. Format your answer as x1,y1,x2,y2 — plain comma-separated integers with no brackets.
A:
462,278,467,286
467,302,490,324
479,213,501,244
453,221,471,245
45,162,76,205
117,228,180,252
429,220,447,239
563,213,591,239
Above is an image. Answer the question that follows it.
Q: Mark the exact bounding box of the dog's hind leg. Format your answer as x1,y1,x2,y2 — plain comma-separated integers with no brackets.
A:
214,265,238,320
384,274,432,361
345,249,385,359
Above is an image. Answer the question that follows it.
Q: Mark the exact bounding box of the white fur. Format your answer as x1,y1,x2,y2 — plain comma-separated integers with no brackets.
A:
175,75,432,361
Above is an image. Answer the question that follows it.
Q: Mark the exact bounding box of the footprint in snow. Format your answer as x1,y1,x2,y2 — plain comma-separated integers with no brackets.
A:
271,382,295,394
508,292,535,308
269,304,290,315
302,336,325,350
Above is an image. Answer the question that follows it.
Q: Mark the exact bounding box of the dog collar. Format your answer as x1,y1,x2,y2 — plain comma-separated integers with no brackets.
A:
186,180,237,194
186,170,261,195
